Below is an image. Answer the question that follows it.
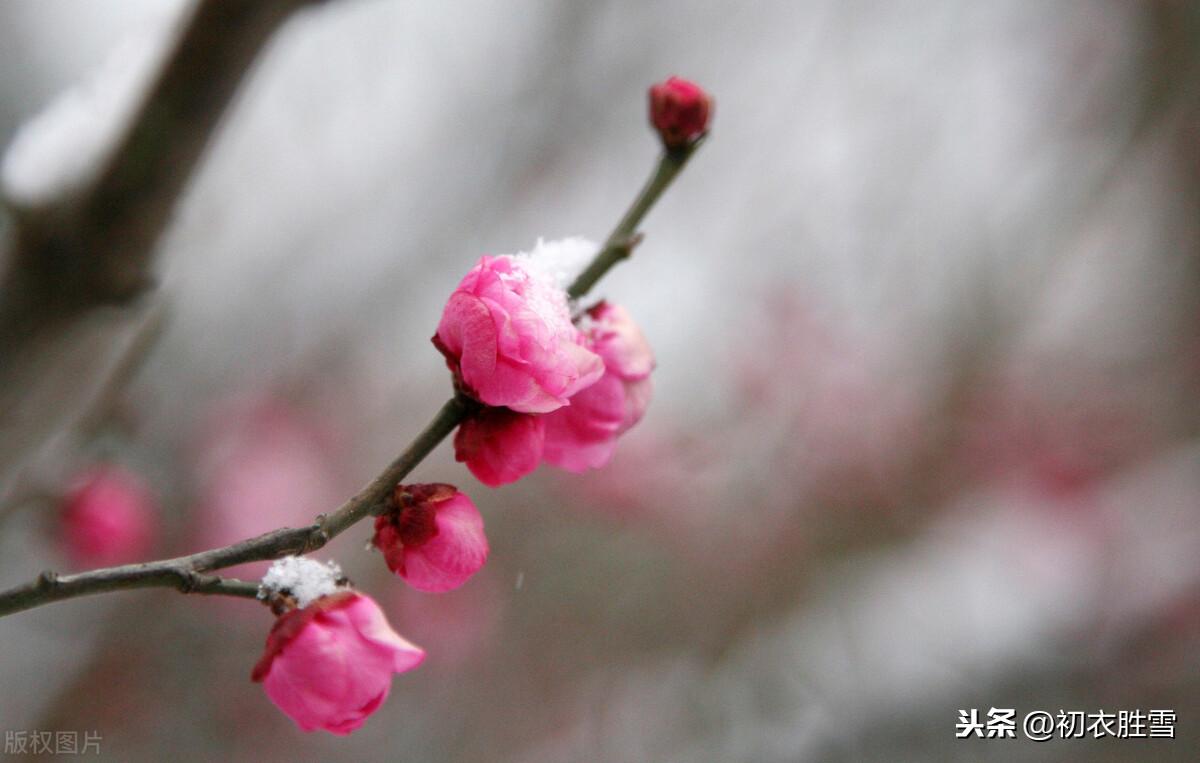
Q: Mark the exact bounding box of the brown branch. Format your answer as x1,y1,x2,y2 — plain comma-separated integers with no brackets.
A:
0,304,166,526
0,136,708,618
0,0,317,504
2,0,317,315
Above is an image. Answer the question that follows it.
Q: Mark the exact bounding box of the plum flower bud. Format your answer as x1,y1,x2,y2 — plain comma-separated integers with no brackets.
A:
454,406,545,487
372,483,489,593
434,244,604,413
648,76,711,149
59,464,156,568
543,303,655,471
253,558,424,735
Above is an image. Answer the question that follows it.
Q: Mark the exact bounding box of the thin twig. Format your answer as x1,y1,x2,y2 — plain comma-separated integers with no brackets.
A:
0,136,707,618
568,140,702,300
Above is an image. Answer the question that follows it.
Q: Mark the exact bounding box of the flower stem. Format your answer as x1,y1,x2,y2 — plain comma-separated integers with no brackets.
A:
567,139,703,300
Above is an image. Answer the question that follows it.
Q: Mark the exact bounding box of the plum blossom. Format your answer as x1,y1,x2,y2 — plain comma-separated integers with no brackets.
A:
451,302,655,483
437,238,656,486
454,406,546,486
372,483,489,593
543,302,655,472
648,76,712,148
434,245,603,413
59,464,157,568
253,558,424,735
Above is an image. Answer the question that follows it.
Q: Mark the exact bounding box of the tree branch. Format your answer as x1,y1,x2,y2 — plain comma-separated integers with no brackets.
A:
0,135,707,618
3,0,316,314
0,0,317,512
0,569,260,614
567,140,702,300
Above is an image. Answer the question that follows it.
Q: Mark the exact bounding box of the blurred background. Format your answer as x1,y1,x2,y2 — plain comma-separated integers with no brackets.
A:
1,0,1198,760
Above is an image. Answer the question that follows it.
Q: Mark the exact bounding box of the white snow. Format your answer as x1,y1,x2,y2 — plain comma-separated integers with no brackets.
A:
259,555,345,608
496,236,598,332
513,236,597,292
1,13,179,205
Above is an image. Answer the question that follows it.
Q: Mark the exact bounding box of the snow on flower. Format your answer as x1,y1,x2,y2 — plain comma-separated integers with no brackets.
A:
372,483,489,593
59,464,157,568
251,589,424,735
434,240,604,413
259,556,345,608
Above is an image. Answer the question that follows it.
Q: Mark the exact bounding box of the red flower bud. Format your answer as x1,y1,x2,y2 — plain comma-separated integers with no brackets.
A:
648,76,711,149
372,484,489,593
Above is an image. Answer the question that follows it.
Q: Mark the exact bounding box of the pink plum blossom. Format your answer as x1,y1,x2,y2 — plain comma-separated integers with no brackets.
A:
372,484,489,593
454,406,545,486
434,254,603,413
60,464,157,568
252,591,425,735
543,302,655,472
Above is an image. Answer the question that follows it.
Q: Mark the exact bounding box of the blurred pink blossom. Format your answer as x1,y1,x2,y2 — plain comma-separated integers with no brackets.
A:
59,463,157,568
251,591,424,735
958,365,1157,503
389,568,503,668
192,396,345,577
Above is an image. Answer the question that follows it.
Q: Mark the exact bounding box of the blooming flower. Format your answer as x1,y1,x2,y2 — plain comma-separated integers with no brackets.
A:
434,252,603,413
453,406,546,486
253,559,424,735
648,76,712,149
372,484,489,593
543,302,655,471
59,464,156,568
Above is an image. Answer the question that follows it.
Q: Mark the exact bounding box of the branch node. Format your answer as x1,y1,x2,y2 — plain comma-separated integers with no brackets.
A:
618,232,645,258
305,526,330,553
174,568,200,593
35,570,58,590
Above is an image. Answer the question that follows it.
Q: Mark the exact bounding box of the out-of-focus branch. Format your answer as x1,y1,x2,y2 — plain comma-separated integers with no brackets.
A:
1,0,315,320
0,304,165,523
0,139,708,618
0,0,317,510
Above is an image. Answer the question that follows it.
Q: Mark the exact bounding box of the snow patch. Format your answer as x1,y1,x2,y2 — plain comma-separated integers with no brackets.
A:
259,556,345,608
1,14,179,205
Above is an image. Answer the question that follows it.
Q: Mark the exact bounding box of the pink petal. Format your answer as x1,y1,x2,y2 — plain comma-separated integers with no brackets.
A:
402,494,489,593
454,408,545,486
589,303,655,380
256,593,423,735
